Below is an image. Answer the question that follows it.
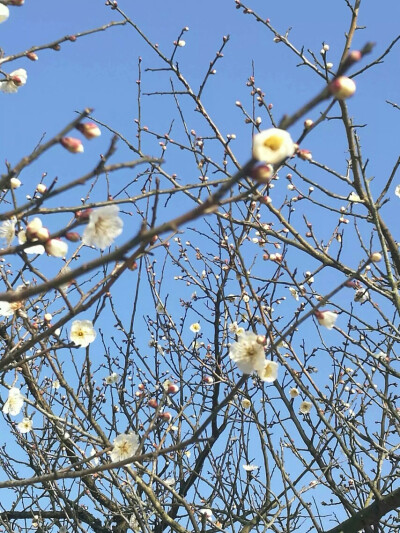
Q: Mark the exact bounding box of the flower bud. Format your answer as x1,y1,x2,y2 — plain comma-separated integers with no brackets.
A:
0,4,9,22
44,313,52,322
65,232,81,242
60,137,84,153
76,122,101,139
26,52,38,61
36,183,47,194
297,149,312,161
251,164,273,184
26,218,45,241
304,119,313,129
167,383,179,394
10,177,21,189
329,77,356,100
370,252,382,262
148,398,158,408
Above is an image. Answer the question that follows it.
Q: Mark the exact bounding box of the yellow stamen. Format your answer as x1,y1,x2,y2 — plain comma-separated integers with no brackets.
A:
263,135,284,151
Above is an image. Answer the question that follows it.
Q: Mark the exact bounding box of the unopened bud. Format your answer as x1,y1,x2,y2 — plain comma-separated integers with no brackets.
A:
76,122,101,139
26,52,38,61
10,177,21,189
304,119,313,129
329,76,356,100
297,149,312,161
36,183,47,194
370,252,382,262
251,164,273,184
65,232,81,242
60,137,84,153
45,239,68,258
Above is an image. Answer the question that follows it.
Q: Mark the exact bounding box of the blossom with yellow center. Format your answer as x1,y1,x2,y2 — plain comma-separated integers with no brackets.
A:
69,319,97,348
252,128,295,165
109,432,139,463
258,360,279,382
82,205,123,250
229,331,266,374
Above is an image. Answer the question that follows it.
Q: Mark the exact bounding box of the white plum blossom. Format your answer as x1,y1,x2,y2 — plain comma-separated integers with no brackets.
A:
241,398,251,409
0,68,27,93
17,417,33,433
354,288,369,303
299,401,313,414
105,372,119,385
395,185,400,198
289,287,299,301
82,205,123,250
70,319,97,348
109,432,139,463
190,322,201,333
258,360,279,383
3,387,24,416
199,509,213,519
315,310,338,330
0,218,16,246
229,331,266,374
348,192,362,202
242,464,259,472
252,128,295,165
229,322,244,335
45,239,68,258
289,387,300,398
0,4,10,23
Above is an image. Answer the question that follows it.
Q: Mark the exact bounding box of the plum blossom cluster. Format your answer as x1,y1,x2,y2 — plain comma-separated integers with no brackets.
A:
229,331,279,381
14,217,68,257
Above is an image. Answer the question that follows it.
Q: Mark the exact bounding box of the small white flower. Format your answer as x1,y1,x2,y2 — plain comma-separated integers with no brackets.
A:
45,239,68,258
348,192,362,202
315,310,338,330
199,508,213,519
190,322,201,333
354,288,369,303
229,331,266,374
252,128,295,165
17,417,33,433
156,303,166,314
0,4,10,23
88,447,99,466
289,287,299,301
177,39,186,47
105,372,119,385
3,387,24,416
70,319,97,348
395,185,400,198
229,322,244,335
289,387,300,398
82,205,123,250
258,360,279,383
0,68,27,93
52,380,60,389
243,464,259,472
299,401,312,414
0,218,16,246
241,398,251,409
109,432,139,463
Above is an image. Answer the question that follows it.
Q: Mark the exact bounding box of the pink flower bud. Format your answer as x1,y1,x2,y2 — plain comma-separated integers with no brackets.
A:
75,208,93,220
65,232,81,242
250,164,273,184
148,398,158,408
329,77,356,100
45,239,68,258
347,50,362,63
76,122,101,139
26,52,38,61
297,149,312,161
158,412,172,422
203,376,214,384
60,137,84,153
167,383,179,394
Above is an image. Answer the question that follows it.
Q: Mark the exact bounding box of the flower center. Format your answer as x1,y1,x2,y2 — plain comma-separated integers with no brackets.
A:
263,135,283,151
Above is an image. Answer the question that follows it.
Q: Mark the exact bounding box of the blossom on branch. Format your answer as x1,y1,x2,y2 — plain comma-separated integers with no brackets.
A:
229,331,266,374
0,68,27,93
0,218,16,246
329,76,356,100
0,4,9,23
252,128,295,165
45,239,68,258
18,417,33,433
258,360,279,382
60,137,84,153
299,401,312,414
314,310,338,329
82,205,123,250
70,319,97,348
3,387,24,416
109,432,139,463
76,122,101,139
